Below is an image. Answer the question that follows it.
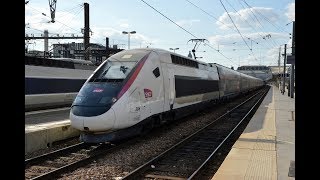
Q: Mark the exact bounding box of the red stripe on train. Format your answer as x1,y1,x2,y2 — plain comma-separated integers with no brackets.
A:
116,53,150,99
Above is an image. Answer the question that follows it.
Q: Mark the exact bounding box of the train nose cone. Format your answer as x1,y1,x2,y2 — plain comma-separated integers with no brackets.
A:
70,108,116,132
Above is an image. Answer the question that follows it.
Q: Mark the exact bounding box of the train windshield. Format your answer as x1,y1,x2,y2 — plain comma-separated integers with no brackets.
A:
89,50,150,82
89,61,136,81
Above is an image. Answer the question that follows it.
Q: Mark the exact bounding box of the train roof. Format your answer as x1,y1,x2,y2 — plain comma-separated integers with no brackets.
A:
124,48,212,66
46,57,94,65
237,65,271,70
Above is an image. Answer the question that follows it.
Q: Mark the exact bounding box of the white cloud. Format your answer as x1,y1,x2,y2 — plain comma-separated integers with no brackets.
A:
285,3,295,21
176,19,200,27
217,7,279,31
90,26,158,49
90,27,122,44
117,19,130,28
120,23,129,28
207,31,290,67
264,47,280,64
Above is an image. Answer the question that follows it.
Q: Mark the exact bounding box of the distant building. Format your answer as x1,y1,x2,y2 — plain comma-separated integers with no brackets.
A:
237,65,273,81
52,42,123,65
25,50,50,57
268,65,291,79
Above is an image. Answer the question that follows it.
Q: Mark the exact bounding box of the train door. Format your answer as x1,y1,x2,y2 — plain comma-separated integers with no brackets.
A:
128,88,141,122
168,68,175,110
161,63,175,112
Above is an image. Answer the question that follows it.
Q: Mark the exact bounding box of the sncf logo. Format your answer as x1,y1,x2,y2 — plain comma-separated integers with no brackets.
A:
93,88,103,92
144,89,152,98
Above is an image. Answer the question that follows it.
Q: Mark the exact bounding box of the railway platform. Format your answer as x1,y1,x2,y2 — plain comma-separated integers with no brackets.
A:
25,107,80,154
212,85,295,180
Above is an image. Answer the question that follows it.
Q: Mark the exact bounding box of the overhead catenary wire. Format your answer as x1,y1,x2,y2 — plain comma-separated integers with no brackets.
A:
241,0,290,34
224,0,275,50
220,0,261,65
185,0,274,53
237,0,289,48
58,4,84,15
185,0,235,31
26,4,83,34
140,0,237,65
56,5,84,35
219,1,250,52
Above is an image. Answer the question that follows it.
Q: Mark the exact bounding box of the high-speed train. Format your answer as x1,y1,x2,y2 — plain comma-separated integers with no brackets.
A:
25,56,97,111
70,48,264,143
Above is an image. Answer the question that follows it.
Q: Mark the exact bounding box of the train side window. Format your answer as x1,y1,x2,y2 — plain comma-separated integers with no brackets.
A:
153,67,160,78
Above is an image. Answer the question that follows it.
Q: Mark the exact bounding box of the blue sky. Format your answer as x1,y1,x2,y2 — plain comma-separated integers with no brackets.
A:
25,0,295,69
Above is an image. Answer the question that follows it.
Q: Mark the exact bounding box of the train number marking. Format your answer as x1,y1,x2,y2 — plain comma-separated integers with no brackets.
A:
93,88,103,92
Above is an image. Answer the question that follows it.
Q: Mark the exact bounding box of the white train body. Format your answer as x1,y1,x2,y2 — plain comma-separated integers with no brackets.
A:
70,48,264,143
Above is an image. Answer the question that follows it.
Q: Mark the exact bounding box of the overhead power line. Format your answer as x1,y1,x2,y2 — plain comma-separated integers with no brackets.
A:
185,0,234,30
140,0,197,39
224,0,275,50
219,0,260,64
240,0,290,34
140,0,236,65
56,5,84,35
219,0,250,52
26,5,82,34
185,0,271,51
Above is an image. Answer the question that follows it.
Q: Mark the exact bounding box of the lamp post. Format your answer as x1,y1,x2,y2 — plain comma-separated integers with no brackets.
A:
169,47,179,53
122,31,136,49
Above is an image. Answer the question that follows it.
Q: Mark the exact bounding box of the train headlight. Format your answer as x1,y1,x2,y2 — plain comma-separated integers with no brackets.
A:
112,97,117,104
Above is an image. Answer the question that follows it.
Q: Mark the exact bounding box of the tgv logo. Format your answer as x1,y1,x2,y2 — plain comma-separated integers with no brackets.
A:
144,89,152,98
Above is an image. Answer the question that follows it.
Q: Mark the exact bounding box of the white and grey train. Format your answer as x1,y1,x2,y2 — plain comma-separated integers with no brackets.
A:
70,48,264,143
25,56,97,111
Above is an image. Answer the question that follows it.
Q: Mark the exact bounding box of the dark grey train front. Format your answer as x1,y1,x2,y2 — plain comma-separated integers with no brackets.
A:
71,50,150,117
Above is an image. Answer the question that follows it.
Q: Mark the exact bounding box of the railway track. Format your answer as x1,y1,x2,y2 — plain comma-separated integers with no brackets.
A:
25,142,114,180
121,87,269,180
24,87,268,179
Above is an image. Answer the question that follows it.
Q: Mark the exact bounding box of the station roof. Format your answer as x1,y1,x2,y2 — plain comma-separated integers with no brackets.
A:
268,66,291,74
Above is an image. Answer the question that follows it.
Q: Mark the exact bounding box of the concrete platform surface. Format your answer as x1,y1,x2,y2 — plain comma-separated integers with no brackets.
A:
25,107,70,125
212,85,295,180
25,120,80,154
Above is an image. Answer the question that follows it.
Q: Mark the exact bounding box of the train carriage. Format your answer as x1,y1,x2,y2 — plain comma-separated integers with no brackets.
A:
69,48,264,143
25,56,97,111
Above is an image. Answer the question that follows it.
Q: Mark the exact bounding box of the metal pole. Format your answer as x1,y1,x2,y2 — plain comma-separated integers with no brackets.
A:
278,46,281,89
44,30,49,57
292,21,295,55
278,47,281,74
290,65,294,98
84,3,90,60
128,33,130,49
282,44,287,94
290,21,295,98
288,66,290,97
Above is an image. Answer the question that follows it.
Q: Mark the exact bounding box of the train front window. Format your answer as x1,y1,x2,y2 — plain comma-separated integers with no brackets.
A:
90,50,150,82
102,62,135,79
90,61,136,81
